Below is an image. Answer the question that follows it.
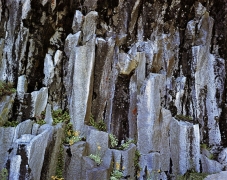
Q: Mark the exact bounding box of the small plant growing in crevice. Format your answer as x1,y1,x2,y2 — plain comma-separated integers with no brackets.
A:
51,176,64,180
89,145,102,166
65,130,82,145
119,139,134,150
52,110,70,125
109,133,118,148
0,81,16,99
134,150,141,178
2,120,19,127
0,168,8,180
89,115,106,131
110,169,123,180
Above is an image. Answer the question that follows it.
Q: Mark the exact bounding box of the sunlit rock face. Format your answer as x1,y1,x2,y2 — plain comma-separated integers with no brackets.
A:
0,0,227,179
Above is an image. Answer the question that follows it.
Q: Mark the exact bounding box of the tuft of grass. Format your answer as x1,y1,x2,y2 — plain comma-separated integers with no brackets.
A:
0,81,16,99
89,115,106,131
52,110,70,125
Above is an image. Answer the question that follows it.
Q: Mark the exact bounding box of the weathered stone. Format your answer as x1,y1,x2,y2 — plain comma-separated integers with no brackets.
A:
0,127,15,171
69,37,96,133
30,87,48,118
64,141,87,180
13,119,34,142
0,93,16,126
72,10,84,33
218,148,227,167
82,11,98,43
86,127,109,157
86,166,109,180
204,171,227,180
43,54,54,86
137,73,166,154
170,119,200,175
128,52,146,139
44,104,53,125
128,0,142,35
9,155,21,180
91,37,115,131
64,32,82,58
83,0,98,12
138,152,161,180
112,144,136,179
201,154,224,174
17,75,28,101
41,123,64,180
27,125,53,180
117,53,138,75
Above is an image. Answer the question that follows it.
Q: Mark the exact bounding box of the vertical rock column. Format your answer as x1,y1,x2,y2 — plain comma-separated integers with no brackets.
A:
69,11,98,133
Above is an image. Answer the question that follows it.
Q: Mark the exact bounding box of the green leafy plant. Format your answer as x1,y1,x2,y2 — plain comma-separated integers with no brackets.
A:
110,169,123,180
134,150,141,178
119,139,134,150
89,115,106,131
36,119,46,126
89,145,102,166
109,134,118,148
2,120,19,127
0,81,16,99
0,168,8,180
52,110,70,125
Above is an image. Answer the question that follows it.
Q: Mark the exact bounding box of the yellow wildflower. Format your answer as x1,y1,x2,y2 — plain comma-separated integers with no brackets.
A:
67,131,71,136
69,139,74,145
116,162,120,170
157,169,161,173
97,145,101,150
73,131,79,137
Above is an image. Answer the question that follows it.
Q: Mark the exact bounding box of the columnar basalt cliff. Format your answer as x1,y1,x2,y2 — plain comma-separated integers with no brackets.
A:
1,0,227,179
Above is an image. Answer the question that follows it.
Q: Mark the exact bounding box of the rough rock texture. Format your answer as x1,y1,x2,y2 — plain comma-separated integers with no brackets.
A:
1,0,227,179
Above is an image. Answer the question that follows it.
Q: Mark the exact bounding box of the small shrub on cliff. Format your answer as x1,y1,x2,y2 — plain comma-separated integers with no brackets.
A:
110,170,123,180
2,120,19,127
89,145,102,165
0,168,8,180
52,109,70,125
0,81,16,99
109,133,118,148
89,115,106,131
119,139,134,150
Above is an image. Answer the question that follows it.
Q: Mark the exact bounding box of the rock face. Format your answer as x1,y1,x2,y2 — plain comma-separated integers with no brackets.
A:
1,0,227,179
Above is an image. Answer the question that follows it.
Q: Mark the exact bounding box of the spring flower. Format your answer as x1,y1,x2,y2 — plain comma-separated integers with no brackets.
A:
73,131,79,137
116,162,120,170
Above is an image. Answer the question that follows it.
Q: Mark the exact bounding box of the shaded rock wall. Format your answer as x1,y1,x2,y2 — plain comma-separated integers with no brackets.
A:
1,0,227,179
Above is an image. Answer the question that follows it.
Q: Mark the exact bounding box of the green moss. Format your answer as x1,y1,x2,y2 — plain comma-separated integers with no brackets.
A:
175,114,193,122
0,81,16,99
89,115,106,131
